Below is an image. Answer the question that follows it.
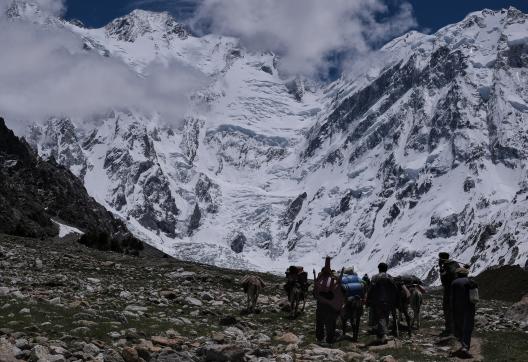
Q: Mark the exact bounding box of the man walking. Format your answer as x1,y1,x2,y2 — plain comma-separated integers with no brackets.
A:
451,267,478,358
439,252,459,336
313,257,344,345
367,262,397,344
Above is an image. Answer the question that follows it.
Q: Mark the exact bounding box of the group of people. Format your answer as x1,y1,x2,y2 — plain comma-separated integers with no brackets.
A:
283,253,479,357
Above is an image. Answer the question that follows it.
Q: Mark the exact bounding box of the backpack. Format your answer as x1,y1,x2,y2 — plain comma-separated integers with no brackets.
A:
469,280,479,304
314,273,345,311
342,274,364,300
368,273,398,305
286,266,307,286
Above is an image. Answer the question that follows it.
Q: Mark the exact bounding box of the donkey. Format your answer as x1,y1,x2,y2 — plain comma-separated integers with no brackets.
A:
341,296,364,341
288,281,307,318
241,275,265,313
391,283,412,337
409,285,423,329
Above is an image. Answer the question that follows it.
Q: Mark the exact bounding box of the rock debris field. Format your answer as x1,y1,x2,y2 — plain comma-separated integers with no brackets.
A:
0,234,527,362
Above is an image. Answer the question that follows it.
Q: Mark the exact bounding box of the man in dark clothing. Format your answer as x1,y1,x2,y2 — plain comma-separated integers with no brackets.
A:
439,252,460,337
315,302,339,343
451,267,477,358
313,257,344,345
366,263,397,344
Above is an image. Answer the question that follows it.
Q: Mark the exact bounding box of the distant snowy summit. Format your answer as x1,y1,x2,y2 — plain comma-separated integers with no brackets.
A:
104,9,189,43
5,2,528,279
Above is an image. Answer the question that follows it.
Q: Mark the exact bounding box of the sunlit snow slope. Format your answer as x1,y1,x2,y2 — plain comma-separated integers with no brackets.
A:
9,2,528,279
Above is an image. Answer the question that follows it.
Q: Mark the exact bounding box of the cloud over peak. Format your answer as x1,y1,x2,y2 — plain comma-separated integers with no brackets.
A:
0,17,207,131
190,0,417,77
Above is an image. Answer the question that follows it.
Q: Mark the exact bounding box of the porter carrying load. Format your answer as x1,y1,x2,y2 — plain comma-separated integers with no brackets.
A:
313,256,344,312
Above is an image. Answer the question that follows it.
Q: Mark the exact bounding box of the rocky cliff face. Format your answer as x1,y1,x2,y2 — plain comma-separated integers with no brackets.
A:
0,117,127,239
10,3,528,277
296,7,528,278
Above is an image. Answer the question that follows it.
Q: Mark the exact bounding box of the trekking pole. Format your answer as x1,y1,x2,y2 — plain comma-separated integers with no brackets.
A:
312,269,317,298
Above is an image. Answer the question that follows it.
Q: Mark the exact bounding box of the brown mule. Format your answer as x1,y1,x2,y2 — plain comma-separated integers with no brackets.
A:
241,275,265,313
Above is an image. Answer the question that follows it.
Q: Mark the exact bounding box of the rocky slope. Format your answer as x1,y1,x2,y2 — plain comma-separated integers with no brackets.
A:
0,117,128,239
0,234,527,362
5,1,528,277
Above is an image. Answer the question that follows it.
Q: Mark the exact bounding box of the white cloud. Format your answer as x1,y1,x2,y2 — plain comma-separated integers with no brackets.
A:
0,17,207,132
190,0,417,77
0,0,66,16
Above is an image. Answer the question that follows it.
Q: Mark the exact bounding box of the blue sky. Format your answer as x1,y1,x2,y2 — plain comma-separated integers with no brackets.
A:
65,0,528,32
407,0,528,32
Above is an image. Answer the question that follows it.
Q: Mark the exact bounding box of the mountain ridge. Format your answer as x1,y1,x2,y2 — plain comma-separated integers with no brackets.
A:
5,2,528,278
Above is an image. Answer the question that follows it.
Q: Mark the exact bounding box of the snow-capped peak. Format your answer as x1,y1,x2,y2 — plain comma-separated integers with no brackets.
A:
4,0,58,25
104,9,188,42
19,6,528,280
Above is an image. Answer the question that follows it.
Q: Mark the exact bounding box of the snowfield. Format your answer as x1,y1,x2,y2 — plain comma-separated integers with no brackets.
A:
7,2,528,280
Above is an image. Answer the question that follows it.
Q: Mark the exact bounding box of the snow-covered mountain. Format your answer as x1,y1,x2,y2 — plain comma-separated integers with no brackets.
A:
8,2,528,279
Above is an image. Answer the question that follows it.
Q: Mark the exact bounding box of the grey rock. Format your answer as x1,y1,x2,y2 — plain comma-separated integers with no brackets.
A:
156,349,194,362
185,297,203,307
168,271,195,279
230,233,246,254
121,346,139,362
104,349,126,362
83,343,101,355
0,338,19,362
29,345,51,362
204,344,245,362
15,338,30,350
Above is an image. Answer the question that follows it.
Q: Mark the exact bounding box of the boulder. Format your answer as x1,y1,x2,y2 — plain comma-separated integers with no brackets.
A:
150,336,184,348
83,343,100,355
230,233,246,254
121,347,139,362
212,332,225,344
168,271,195,279
0,338,19,362
185,297,203,307
157,349,194,362
278,299,291,312
380,355,397,362
104,349,125,362
219,315,238,326
506,294,528,328
160,291,177,300
274,332,299,345
204,344,245,362
29,345,50,362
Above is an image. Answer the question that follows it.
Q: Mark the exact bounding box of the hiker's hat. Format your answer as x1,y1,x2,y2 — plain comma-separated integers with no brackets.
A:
344,267,355,275
438,252,450,260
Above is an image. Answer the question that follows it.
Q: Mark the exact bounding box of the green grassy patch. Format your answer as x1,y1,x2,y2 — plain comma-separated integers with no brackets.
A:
480,330,528,362
378,345,450,361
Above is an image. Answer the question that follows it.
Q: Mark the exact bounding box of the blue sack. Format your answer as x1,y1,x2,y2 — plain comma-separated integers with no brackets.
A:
342,274,361,284
342,274,364,298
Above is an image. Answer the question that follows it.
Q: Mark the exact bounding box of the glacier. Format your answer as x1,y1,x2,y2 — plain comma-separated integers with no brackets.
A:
5,2,528,280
